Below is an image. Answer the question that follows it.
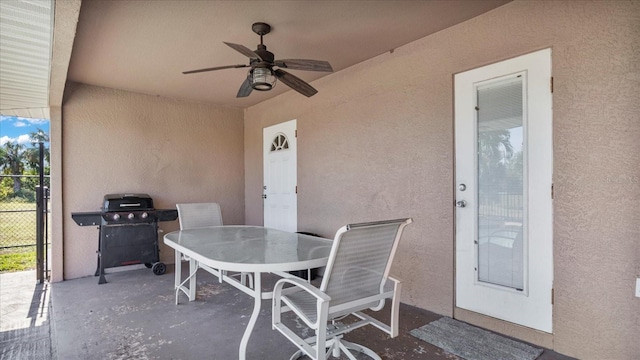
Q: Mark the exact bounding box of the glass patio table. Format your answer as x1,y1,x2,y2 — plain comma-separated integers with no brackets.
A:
163,226,333,360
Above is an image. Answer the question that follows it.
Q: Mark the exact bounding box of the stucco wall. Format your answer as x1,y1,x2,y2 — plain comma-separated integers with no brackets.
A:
50,106,63,283
62,83,244,280
244,1,639,358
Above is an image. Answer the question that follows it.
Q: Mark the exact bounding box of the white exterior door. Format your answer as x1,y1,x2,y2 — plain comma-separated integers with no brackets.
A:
263,120,297,232
454,49,553,332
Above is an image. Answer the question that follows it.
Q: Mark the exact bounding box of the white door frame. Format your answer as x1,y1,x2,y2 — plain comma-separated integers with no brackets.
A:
455,48,553,333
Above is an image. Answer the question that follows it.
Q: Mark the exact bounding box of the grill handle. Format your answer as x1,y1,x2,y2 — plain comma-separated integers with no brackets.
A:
120,203,141,207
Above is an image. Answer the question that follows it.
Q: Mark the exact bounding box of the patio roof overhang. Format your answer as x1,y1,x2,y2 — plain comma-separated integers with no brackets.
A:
0,0,53,119
0,0,80,119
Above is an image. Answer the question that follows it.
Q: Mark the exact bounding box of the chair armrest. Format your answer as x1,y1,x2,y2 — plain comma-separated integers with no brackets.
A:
368,276,401,311
273,277,331,302
272,277,331,330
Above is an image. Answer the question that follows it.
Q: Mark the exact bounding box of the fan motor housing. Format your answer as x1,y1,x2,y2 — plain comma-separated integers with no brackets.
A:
254,45,275,63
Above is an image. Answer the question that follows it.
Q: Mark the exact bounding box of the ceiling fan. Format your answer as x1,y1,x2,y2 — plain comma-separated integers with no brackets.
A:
182,22,333,98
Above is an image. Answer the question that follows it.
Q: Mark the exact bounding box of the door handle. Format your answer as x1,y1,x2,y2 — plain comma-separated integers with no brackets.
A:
456,200,467,208
262,194,267,199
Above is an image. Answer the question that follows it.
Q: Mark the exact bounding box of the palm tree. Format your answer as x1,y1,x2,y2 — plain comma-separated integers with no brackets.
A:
0,142,26,193
23,128,50,170
29,128,49,143
478,130,514,171
0,145,5,183
0,146,6,166
478,129,515,204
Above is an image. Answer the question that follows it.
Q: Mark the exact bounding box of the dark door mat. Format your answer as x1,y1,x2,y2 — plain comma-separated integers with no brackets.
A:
410,317,543,360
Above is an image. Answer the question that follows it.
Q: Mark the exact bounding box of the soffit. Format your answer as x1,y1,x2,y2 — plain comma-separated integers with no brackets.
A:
0,0,52,119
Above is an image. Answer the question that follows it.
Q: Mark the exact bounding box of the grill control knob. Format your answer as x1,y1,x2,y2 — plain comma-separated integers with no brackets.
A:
128,213,135,220
112,213,120,221
141,212,148,219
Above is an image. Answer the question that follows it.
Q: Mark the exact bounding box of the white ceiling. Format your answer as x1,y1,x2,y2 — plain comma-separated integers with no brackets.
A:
0,0,52,119
67,0,510,109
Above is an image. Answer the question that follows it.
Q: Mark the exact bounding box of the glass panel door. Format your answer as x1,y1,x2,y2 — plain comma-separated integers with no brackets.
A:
455,48,552,332
476,76,525,290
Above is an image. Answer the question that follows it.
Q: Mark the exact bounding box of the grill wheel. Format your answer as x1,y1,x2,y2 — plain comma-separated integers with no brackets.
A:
152,262,167,275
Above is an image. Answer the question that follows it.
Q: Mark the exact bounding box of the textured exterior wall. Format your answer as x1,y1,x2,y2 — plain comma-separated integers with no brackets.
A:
62,83,244,280
50,0,81,283
539,3,640,359
49,106,63,282
245,1,640,358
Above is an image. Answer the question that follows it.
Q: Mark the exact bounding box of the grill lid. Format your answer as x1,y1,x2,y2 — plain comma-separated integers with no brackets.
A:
103,193,154,212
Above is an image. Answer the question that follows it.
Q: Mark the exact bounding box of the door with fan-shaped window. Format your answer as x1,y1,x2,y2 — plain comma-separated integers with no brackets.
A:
263,120,297,232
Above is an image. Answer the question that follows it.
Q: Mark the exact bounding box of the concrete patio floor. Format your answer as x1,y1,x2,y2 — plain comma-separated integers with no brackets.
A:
0,270,51,359
1,266,574,359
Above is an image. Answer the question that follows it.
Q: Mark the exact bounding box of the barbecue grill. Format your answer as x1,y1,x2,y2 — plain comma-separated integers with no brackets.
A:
71,193,178,284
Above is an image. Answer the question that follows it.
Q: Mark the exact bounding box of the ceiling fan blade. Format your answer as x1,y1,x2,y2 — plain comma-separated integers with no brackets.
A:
275,59,333,72
224,42,262,60
182,64,248,74
236,77,253,98
274,69,318,97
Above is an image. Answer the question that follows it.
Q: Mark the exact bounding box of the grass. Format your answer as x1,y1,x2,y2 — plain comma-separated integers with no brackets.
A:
0,201,37,246
0,247,36,273
0,200,41,273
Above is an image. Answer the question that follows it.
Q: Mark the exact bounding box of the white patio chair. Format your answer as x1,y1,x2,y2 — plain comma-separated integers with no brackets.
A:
177,202,224,231
175,203,253,299
272,218,412,360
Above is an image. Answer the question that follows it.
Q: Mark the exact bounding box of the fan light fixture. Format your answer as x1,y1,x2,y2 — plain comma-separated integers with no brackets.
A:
250,67,276,91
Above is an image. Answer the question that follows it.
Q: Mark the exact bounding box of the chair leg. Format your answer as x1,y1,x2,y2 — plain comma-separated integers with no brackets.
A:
338,339,381,360
287,337,381,360
288,350,304,360
331,338,341,358
237,272,254,288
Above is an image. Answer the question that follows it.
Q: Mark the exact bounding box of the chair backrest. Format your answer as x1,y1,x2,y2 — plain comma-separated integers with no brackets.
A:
176,202,223,230
320,218,412,309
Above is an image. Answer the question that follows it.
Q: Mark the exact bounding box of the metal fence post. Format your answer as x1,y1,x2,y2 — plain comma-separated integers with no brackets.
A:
36,185,44,283
35,142,45,283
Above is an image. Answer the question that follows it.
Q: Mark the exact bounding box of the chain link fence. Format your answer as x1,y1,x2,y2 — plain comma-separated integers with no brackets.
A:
0,202,38,249
0,175,50,272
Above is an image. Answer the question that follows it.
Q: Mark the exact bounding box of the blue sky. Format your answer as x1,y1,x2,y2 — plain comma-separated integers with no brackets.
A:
0,115,50,147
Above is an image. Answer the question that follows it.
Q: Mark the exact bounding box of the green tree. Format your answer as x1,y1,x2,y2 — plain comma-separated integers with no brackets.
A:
0,146,6,198
0,142,26,193
479,130,514,172
23,128,50,171
29,128,49,143
507,150,523,187
478,129,514,203
0,146,5,168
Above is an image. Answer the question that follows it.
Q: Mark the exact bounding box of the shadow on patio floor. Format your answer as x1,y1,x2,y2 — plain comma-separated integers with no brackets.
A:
0,270,51,359
1,266,573,359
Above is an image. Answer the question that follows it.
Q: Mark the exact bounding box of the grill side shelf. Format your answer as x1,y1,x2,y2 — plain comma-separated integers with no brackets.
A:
156,209,178,222
71,212,103,226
